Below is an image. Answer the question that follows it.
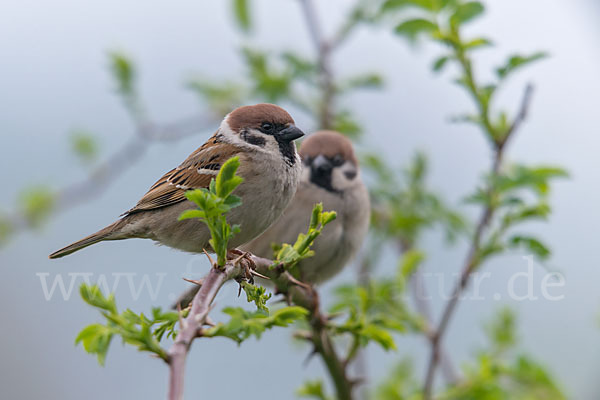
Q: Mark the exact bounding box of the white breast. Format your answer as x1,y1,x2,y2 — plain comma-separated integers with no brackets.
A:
227,148,302,248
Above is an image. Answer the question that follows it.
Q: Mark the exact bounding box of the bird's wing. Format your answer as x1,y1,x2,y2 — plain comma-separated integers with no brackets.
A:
124,134,241,215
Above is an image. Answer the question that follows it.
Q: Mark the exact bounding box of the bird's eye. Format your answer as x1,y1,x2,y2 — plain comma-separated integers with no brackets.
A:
261,122,274,132
331,154,344,166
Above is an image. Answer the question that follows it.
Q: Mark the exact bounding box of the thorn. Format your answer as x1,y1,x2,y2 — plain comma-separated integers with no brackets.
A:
204,316,216,327
250,269,270,280
284,271,311,289
293,330,313,342
237,282,242,297
182,277,204,286
303,347,319,367
231,251,247,266
202,248,216,266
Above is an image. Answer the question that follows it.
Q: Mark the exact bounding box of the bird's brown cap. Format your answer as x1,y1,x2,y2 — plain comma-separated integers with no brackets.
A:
227,103,295,132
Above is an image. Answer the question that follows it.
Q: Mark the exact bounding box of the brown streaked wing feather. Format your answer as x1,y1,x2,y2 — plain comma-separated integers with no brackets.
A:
124,135,241,215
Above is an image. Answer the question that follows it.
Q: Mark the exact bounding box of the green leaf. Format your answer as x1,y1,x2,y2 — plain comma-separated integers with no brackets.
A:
394,19,438,41
361,324,397,350
494,165,568,196
223,194,242,210
18,186,55,227
240,282,271,312
399,249,425,280
432,56,450,72
464,37,493,50
0,215,13,246
508,235,551,260
108,51,135,96
205,306,308,343
80,284,117,313
273,203,336,269
496,52,548,80
485,307,516,351
382,0,439,12
216,157,244,198
178,209,206,221
70,130,98,163
75,323,113,366
232,0,251,32
502,203,551,226
297,379,331,400
450,1,484,26
343,73,384,90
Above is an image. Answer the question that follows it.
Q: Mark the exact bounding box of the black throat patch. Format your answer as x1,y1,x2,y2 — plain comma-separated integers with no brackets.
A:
275,138,297,167
310,169,341,195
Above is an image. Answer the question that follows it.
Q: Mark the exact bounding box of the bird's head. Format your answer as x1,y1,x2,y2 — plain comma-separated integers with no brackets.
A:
222,104,304,164
299,130,360,194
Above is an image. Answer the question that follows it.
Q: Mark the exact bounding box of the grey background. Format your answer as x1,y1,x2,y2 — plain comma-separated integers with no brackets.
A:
1,0,599,398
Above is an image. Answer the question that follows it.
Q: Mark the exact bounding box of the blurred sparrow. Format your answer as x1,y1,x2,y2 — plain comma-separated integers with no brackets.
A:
49,104,304,259
242,130,370,283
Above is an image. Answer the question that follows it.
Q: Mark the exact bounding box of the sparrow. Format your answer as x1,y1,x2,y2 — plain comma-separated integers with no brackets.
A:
241,130,370,283
49,103,305,259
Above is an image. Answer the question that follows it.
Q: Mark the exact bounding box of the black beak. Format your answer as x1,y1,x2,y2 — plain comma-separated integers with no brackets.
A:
278,125,305,142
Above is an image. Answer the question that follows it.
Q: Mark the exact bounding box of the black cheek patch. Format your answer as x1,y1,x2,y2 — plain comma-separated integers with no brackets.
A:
241,129,266,147
344,170,357,180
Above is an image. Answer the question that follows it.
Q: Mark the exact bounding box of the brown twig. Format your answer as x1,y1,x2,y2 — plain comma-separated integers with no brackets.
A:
310,309,354,400
422,85,534,399
410,269,460,385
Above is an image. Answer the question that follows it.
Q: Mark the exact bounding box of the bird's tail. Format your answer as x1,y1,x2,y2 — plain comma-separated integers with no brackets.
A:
48,221,123,259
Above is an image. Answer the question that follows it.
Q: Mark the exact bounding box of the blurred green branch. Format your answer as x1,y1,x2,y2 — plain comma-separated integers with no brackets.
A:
380,1,566,398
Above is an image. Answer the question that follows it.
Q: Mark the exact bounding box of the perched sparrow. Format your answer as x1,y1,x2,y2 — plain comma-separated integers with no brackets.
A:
242,130,370,283
49,104,304,259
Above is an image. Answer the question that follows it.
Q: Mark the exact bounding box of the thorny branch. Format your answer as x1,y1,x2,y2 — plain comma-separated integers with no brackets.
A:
422,84,535,399
167,255,247,400
167,253,355,400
